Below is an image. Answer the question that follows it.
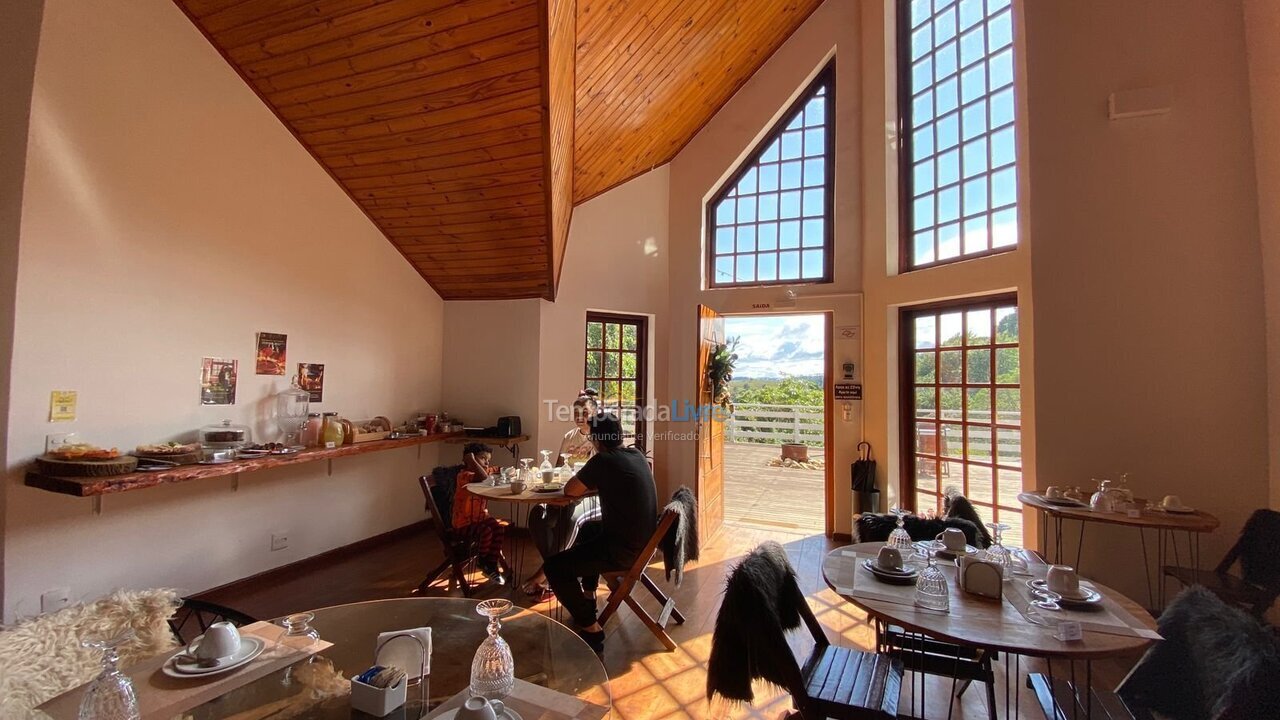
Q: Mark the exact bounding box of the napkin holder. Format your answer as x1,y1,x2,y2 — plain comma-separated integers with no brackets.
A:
350,632,428,717
958,555,1003,600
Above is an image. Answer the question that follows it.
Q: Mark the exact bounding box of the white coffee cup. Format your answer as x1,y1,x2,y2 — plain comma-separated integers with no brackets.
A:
509,480,526,495
1161,495,1184,510
456,696,506,720
190,621,241,661
936,527,967,551
876,546,903,571
1045,486,1063,499
1046,564,1080,597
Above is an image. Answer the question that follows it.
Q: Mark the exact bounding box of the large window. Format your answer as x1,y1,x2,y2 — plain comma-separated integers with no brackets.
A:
899,0,1018,270
902,296,1023,544
707,63,834,288
584,312,647,450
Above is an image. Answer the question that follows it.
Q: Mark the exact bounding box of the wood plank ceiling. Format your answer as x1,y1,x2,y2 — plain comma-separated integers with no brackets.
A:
173,0,820,299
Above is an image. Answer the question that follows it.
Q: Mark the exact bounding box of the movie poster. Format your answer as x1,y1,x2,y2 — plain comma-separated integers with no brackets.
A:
298,363,325,403
255,332,287,375
200,357,238,405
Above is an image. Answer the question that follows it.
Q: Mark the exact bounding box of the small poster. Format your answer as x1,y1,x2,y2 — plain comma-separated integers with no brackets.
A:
49,390,77,422
201,358,238,405
298,363,325,403
255,332,287,375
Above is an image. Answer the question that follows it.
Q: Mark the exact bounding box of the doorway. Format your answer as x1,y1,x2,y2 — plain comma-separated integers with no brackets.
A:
720,312,828,535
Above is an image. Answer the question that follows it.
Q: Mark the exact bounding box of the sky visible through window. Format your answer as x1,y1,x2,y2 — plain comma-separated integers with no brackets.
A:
725,314,825,379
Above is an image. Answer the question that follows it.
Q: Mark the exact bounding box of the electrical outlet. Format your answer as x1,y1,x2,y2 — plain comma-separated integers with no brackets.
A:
271,532,289,551
45,432,77,453
41,587,71,613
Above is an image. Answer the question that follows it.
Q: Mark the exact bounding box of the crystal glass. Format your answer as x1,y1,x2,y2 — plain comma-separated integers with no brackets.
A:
275,612,319,686
913,549,950,611
78,633,140,720
274,380,310,447
538,450,555,485
470,599,515,700
519,458,534,484
887,507,914,551
1024,588,1064,628
984,522,1012,576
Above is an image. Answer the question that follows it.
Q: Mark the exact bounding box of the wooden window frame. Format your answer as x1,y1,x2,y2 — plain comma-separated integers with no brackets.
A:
899,293,1023,531
584,311,648,451
897,0,1019,272
705,62,835,289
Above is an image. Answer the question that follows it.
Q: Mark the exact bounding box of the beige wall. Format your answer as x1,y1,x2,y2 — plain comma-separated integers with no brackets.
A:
667,0,865,535
3,0,445,621
1244,0,1280,510
1024,0,1267,600
0,0,46,615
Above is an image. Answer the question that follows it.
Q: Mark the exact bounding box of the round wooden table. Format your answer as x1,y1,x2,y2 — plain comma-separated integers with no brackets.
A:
1018,491,1219,609
185,598,611,719
823,543,1158,719
464,482,597,589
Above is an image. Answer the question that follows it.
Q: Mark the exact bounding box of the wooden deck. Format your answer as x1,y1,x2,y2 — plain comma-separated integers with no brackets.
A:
724,442,825,533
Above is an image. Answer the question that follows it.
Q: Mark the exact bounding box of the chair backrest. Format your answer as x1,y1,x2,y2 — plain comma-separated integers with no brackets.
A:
168,598,257,645
1223,509,1280,592
707,541,826,706
418,474,454,540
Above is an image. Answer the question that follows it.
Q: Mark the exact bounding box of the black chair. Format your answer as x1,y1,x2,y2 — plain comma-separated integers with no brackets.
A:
1164,508,1280,616
413,474,510,597
168,598,256,645
707,541,901,719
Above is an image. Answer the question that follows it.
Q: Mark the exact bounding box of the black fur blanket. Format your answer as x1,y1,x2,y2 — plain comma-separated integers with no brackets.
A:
855,513,985,549
428,464,463,529
660,485,699,587
943,494,994,547
706,541,805,704
1118,586,1280,719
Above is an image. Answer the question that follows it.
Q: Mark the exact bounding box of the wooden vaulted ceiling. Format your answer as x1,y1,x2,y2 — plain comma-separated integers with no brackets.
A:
173,0,821,299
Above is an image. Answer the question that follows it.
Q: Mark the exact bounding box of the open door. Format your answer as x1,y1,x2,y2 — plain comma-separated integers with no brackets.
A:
695,304,726,542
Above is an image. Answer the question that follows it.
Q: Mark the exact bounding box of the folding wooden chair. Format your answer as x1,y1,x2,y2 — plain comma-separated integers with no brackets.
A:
413,474,510,598
597,507,686,651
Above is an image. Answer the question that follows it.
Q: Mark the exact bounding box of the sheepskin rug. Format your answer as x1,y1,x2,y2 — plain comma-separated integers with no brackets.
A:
0,588,180,718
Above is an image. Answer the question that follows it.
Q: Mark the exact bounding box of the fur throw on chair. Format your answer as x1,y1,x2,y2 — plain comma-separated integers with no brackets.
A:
855,513,985,548
1117,586,1280,719
0,588,180,719
706,541,805,704
660,485,700,587
943,494,993,547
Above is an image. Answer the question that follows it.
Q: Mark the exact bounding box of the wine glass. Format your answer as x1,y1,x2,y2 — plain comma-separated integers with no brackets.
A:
913,548,950,611
984,522,1012,575
887,507,914,551
78,632,140,720
518,458,534,484
470,599,515,700
275,612,319,685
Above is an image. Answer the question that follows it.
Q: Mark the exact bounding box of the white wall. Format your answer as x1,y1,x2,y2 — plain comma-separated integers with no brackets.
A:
3,0,445,621
1244,0,1280,510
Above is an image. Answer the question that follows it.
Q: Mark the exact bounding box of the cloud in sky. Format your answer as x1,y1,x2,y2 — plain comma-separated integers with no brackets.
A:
725,314,825,378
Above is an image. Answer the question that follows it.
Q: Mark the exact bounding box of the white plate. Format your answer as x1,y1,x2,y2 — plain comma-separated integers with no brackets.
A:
913,540,979,556
1026,579,1102,604
432,706,523,720
1161,505,1196,514
162,637,264,678
197,458,236,465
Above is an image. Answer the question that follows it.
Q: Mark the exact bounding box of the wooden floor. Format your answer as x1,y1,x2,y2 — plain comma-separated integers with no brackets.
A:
197,522,1144,719
724,443,825,534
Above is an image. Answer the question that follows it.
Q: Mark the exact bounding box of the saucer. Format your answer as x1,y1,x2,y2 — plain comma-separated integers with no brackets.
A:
532,484,563,494
1026,579,1100,604
1040,496,1088,508
433,706,524,720
914,540,979,557
862,559,919,585
163,637,264,678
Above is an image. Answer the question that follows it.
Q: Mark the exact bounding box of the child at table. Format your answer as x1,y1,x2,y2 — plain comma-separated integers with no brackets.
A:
453,443,507,581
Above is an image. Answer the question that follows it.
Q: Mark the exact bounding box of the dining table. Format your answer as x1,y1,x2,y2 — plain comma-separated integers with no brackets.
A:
464,481,596,591
128,598,610,719
1017,491,1219,610
822,542,1160,719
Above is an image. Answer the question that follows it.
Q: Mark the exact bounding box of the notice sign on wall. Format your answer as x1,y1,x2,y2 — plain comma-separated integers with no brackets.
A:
834,382,862,400
49,390,77,422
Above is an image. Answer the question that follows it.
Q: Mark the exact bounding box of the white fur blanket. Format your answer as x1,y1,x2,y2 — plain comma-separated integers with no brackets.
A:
0,588,180,718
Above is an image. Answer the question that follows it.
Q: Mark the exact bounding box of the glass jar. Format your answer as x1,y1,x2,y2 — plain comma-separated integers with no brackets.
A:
321,412,345,448
301,413,323,448
199,419,252,450
274,381,311,447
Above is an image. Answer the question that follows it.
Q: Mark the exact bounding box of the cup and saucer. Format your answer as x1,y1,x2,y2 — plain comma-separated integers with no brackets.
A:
163,622,264,678
914,528,978,558
862,547,919,585
1027,565,1103,608
434,696,525,720
1157,495,1196,514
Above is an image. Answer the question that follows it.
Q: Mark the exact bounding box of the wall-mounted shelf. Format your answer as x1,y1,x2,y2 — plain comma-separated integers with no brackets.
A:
25,432,462,498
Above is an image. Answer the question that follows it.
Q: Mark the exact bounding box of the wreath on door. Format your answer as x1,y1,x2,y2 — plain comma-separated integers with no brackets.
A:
707,337,739,411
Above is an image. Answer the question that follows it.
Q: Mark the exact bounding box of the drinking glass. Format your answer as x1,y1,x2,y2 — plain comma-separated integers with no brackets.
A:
913,548,950,611
78,633,140,720
1024,588,1064,628
887,507,914,552
275,612,319,685
470,599,515,700
983,522,1012,575
518,458,534,484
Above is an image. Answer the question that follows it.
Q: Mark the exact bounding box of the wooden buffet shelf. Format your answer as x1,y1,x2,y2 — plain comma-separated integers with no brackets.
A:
25,432,463,498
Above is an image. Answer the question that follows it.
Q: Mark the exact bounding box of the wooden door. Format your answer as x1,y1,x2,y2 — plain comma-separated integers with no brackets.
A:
695,304,726,541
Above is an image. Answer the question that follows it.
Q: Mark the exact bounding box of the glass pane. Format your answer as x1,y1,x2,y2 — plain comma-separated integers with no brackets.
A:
780,190,802,218
966,424,990,462
996,347,1019,383
915,231,935,264
758,252,777,281
963,216,988,254
761,139,780,163
735,254,756,283
758,222,778,250
966,349,991,383
963,175,988,216
940,313,963,346
937,113,959,151
989,9,1013,50
965,387,990,423
781,131,803,160
803,129,825,159
914,353,937,386
996,388,1020,425
916,456,939,496
995,306,1018,342
939,351,962,387
915,159,935,193
938,223,961,260
936,8,956,44
715,227,734,253
781,161,803,190
941,461,965,495
966,308,991,344
991,126,1015,167
737,225,756,252
992,208,1018,246
802,218,823,247
959,25,984,65
603,380,618,403
938,186,959,223
622,323,637,350
779,251,800,279
962,137,987,179
621,380,636,403
958,0,982,30
914,194,935,228
586,351,601,377
913,56,934,90
803,157,825,187
968,463,994,504
997,427,1021,467
940,387,962,422
736,195,756,223
714,256,734,283
915,388,937,419
990,87,1015,127
758,163,779,192
587,322,603,349
941,424,964,459
962,99,986,141
736,167,757,195
604,351,619,377
605,323,620,349
802,189,823,217
915,316,937,348
622,352,637,379
915,422,937,454
960,62,985,104
936,76,958,114
715,199,734,226
914,124,935,159
801,249,824,279
779,220,800,248
992,166,1017,207
937,148,959,184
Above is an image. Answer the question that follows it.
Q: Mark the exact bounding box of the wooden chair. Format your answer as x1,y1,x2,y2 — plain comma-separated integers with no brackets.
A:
168,598,256,645
597,507,686,651
707,542,901,719
413,474,510,598
1163,508,1280,616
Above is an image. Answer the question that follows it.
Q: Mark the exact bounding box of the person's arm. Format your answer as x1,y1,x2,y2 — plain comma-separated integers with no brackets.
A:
462,452,486,478
564,454,602,497
563,476,589,497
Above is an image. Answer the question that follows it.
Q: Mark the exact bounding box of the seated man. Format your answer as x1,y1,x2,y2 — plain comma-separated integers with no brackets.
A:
452,443,507,582
544,413,657,653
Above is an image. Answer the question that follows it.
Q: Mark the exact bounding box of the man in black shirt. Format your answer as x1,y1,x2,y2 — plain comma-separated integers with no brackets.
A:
544,413,657,652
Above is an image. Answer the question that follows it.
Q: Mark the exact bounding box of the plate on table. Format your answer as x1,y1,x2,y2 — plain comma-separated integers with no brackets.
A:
913,540,979,557
162,637,264,678
1039,496,1089,508
532,484,564,494
861,559,919,585
1026,579,1104,606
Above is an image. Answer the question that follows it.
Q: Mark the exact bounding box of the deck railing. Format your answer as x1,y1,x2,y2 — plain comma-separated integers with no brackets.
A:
726,402,824,445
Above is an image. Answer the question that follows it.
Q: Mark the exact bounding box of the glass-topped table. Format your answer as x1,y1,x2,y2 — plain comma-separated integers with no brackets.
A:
188,598,610,718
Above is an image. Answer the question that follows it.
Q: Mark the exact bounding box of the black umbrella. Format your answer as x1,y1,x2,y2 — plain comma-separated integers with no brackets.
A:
852,442,879,515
